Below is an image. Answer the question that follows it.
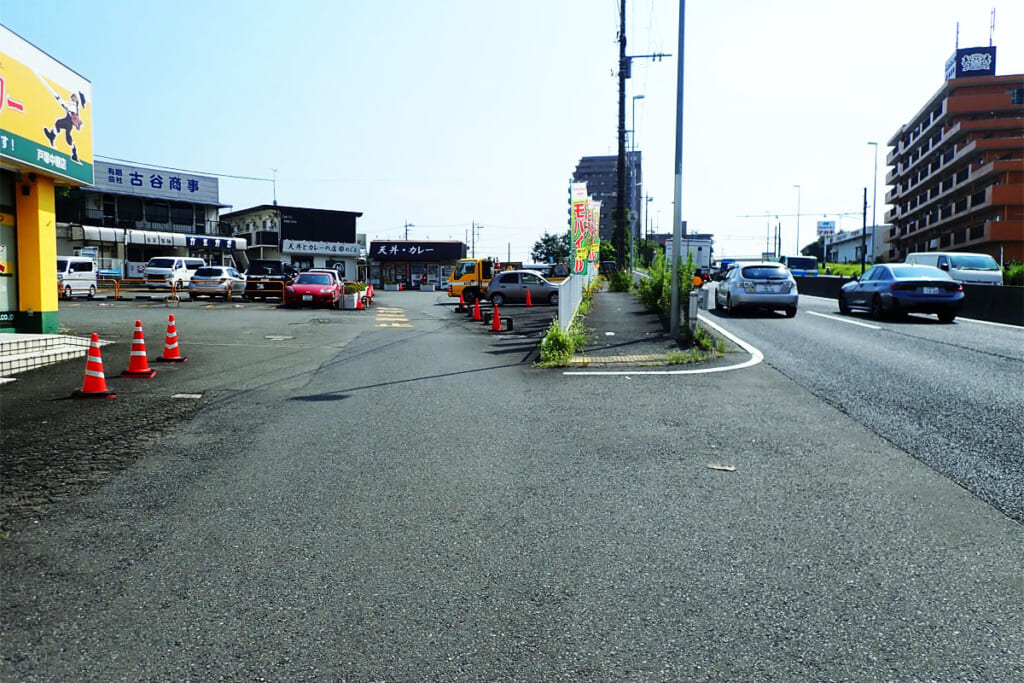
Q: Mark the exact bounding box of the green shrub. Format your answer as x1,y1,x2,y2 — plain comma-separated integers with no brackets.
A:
1004,262,1023,286
538,318,587,366
608,268,632,292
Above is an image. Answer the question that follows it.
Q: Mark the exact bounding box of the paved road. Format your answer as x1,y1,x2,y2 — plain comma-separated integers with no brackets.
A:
703,288,1024,524
1,290,1021,681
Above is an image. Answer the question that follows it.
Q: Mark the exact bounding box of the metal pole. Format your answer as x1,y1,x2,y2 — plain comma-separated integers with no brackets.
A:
861,188,868,275
670,0,685,338
868,141,878,264
793,185,801,255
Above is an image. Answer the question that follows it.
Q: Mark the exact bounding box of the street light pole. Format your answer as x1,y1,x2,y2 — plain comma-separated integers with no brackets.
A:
631,94,645,273
792,185,801,256
404,221,414,240
868,141,879,264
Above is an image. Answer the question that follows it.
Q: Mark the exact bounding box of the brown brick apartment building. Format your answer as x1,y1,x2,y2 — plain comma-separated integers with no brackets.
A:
884,70,1023,264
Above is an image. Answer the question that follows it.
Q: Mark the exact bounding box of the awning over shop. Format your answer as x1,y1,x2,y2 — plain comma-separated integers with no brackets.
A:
72,225,246,250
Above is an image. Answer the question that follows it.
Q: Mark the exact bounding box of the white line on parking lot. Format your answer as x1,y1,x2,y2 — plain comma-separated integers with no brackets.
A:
807,310,880,329
562,314,763,377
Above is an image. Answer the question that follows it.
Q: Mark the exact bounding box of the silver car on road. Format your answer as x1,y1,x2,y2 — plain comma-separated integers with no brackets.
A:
714,262,799,317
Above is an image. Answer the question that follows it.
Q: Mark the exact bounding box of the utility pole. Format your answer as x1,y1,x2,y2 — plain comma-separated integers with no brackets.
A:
404,221,414,240
615,2,670,272
615,0,627,270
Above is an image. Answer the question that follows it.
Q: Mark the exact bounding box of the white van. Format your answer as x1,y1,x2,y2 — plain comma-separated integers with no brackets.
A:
144,256,206,290
905,251,1003,285
56,256,98,299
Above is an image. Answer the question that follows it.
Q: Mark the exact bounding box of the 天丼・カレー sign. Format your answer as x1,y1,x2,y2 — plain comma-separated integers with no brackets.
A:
370,241,465,261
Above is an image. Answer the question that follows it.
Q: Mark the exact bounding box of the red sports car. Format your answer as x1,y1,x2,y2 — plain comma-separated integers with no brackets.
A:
283,272,341,308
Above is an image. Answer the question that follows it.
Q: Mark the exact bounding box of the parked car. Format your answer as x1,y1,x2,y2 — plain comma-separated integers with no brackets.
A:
143,256,206,290
486,269,560,306
838,264,964,323
187,266,245,300
283,271,342,309
244,259,298,301
714,261,799,317
56,255,97,299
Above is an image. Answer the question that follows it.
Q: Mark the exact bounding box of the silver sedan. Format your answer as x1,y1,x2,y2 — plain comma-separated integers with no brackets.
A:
714,262,799,317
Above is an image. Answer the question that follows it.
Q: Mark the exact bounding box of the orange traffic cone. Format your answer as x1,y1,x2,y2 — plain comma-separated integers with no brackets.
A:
356,292,364,309
156,314,187,363
121,320,157,378
525,289,533,307
472,297,482,321
491,304,502,331
367,283,375,299
72,333,116,399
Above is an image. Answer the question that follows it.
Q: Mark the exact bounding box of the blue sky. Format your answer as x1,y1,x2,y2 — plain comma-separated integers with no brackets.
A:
2,0,1021,261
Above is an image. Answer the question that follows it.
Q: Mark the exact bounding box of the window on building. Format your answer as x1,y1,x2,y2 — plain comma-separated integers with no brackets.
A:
118,196,143,222
1011,87,1024,105
170,203,192,227
146,202,169,224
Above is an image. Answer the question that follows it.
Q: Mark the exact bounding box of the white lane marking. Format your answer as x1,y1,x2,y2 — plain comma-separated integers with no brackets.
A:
563,313,764,377
807,310,880,329
956,316,1022,330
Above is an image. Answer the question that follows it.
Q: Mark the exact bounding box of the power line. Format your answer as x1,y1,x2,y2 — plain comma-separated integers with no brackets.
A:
95,155,272,182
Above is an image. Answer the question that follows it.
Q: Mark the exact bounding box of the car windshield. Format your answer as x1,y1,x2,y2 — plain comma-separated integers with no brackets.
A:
295,274,331,285
890,265,949,279
741,265,789,280
453,261,476,279
949,254,1000,271
147,258,176,268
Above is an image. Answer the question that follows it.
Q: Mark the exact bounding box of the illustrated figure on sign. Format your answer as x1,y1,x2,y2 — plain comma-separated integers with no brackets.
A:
43,90,86,163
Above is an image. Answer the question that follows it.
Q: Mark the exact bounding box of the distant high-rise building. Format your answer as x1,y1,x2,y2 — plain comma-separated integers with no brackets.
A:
572,152,642,246
885,47,1023,264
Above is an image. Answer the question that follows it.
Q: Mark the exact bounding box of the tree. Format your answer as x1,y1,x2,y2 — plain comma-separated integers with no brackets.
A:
530,231,570,263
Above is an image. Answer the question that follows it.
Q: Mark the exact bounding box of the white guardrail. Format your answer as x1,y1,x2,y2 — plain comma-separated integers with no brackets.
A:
556,270,598,332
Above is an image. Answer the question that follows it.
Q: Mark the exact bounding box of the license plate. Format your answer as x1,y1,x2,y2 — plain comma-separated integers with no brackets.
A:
756,284,775,293
923,287,940,295
302,294,313,301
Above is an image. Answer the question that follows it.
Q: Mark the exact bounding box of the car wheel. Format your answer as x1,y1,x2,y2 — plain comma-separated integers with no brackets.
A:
87,285,96,299
463,290,476,304
63,285,72,299
937,311,956,324
715,292,724,311
838,292,850,315
548,292,558,305
725,294,734,316
870,295,885,320
785,306,797,318
491,293,505,306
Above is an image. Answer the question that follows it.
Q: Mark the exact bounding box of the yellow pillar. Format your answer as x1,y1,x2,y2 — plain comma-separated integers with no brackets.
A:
15,174,58,333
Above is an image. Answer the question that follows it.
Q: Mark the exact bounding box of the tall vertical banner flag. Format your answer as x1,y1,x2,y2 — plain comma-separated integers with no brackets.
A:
571,182,588,274
588,200,601,267
0,25,94,185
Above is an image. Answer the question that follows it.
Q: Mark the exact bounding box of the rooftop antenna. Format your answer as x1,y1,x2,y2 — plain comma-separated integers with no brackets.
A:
990,8,995,47
955,21,959,50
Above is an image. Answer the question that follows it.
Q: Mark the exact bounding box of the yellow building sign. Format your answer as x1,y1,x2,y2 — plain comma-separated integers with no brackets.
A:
1,24,94,185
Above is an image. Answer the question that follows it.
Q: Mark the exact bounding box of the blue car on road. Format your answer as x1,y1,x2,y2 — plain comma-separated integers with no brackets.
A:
838,264,964,323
